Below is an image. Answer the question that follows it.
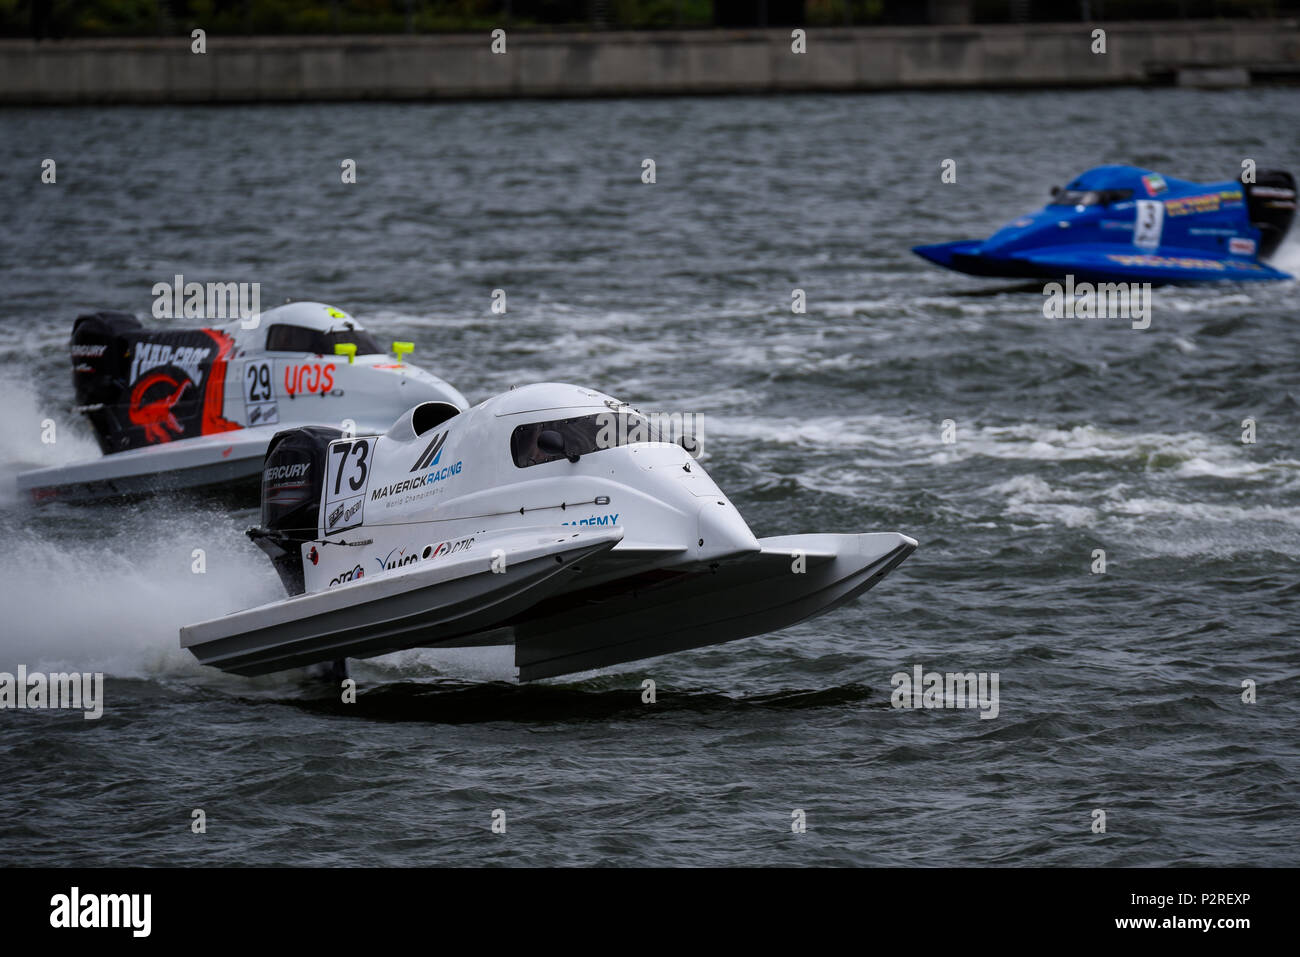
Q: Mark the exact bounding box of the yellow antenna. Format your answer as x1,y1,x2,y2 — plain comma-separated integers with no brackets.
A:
334,343,357,364
392,341,414,364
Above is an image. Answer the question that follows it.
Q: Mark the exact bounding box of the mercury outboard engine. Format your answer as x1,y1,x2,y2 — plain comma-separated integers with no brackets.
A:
69,310,238,454
248,425,343,595
1246,170,1296,259
70,311,143,454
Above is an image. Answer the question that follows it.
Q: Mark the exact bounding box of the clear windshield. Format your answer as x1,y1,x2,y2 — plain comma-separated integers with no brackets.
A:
1049,188,1132,207
511,412,667,468
265,323,384,356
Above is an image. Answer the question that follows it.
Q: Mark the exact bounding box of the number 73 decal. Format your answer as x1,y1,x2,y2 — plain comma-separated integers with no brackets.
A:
322,437,372,534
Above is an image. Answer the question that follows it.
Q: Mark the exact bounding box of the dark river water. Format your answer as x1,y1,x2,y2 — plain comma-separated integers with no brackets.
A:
0,88,1297,866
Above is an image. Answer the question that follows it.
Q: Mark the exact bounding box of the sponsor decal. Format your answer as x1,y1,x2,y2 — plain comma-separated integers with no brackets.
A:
127,374,191,443
329,564,364,587
284,363,335,397
263,459,310,508
562,512,621,527
1106,253,1262,272
423,537,475,559
1141,173,1167,196
85,327,240,451
264,463,310,482
1160,189,1243,218
410,432,448,472
196,329,242,438
1229,237,1256,255
129,342,211,385
370,461,464,502
328,503,345,527
122,330,240,447
1163,192,1223,217
374,546,422,572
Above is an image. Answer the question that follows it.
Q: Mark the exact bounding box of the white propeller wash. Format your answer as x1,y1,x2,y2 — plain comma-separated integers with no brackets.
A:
181,383,917,681
18,301,467,503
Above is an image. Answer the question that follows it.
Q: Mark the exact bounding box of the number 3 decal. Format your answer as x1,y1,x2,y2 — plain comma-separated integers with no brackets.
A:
1133,200,1164,250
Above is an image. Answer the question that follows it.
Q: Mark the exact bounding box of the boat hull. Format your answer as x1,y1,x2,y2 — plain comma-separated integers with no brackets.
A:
180,527,916,681
914,240,1291,284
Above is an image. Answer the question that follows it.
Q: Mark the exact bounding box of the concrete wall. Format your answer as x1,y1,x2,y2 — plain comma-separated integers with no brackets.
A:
2,21,1297,104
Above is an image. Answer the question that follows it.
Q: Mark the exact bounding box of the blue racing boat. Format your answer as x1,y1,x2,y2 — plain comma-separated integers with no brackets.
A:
914,165,1295,283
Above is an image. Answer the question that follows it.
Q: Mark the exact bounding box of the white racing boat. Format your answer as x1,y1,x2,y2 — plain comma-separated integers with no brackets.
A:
181,383,916,681
17,301,467,503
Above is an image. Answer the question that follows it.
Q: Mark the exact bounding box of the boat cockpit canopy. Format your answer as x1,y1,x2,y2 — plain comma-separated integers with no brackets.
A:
265,322,384,356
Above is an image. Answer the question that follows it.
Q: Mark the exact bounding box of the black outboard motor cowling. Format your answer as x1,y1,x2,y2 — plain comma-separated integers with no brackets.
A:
1246,169,1296,260
70,311,143,454
69,310,238,455
249,425,342,595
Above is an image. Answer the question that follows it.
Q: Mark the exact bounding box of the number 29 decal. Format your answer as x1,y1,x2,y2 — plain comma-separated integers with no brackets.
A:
242,359,279,426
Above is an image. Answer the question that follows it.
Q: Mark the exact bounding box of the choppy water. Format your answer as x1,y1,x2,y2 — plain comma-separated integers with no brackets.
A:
1,88,1297,866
